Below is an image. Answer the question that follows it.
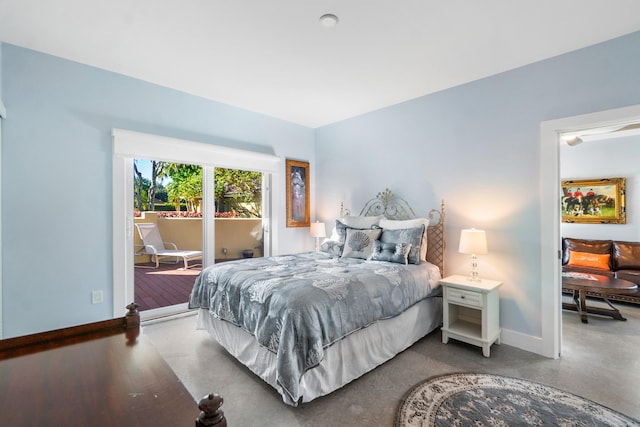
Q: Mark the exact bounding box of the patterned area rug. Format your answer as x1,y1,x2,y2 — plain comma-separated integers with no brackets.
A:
396,373,639,427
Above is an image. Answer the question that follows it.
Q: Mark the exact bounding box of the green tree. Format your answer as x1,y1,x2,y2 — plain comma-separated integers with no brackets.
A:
215,168,262,217
133,161,148,210
134,159,169,211
161,164,262,217
165,164,202,212
147,160,168,211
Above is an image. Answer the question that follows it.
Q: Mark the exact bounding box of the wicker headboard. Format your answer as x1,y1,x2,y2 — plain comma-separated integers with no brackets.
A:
342,189,446,275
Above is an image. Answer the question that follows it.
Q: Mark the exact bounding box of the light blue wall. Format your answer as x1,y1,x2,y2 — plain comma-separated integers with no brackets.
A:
561,134,640,241
0,43,3,101
315,31,640,339
1,44,315,338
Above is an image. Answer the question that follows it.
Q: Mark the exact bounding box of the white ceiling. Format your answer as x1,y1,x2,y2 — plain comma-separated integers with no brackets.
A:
2,0,640,128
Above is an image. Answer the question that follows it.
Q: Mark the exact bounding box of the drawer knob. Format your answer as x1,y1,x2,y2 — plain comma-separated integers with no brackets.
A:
461,295,465,299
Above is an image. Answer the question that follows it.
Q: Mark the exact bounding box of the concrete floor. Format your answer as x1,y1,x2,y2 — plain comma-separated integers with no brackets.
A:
144,302,640,426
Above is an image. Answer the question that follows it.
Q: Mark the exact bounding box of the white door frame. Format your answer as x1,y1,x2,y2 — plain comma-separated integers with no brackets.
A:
112,129,280,318
540,104,640,358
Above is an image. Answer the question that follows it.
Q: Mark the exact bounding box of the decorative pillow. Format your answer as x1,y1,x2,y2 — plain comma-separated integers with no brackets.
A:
379,218,429,261
562,238,611,265
341,228,382,260
320,220,352,256
369,241,412,265
379,225,425,265
319,239,343,256
321,219,381,256
567,250,611,270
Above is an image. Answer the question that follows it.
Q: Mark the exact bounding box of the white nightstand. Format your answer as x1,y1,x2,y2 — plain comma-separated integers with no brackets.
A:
440,274,502,357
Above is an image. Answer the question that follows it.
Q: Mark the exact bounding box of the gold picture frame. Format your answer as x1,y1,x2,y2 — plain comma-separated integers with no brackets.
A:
286,159,310,227
561,178,626,224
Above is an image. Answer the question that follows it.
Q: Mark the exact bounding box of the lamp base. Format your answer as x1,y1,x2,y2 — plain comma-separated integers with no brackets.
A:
467,254,481,282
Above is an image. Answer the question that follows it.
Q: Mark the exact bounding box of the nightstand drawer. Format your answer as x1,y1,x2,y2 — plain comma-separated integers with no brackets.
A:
447,288,482,308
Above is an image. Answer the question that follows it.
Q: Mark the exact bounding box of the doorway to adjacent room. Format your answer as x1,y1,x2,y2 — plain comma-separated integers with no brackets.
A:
540,103,640,358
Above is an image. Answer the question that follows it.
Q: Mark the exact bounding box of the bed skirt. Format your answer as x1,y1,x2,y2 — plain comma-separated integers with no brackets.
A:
196,296,443,405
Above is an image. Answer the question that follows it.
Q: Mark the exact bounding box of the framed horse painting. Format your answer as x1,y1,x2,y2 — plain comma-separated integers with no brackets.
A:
561,177,626,224
285,159,310,227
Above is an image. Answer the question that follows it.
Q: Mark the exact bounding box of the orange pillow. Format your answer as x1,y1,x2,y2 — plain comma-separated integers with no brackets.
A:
567,251,610,270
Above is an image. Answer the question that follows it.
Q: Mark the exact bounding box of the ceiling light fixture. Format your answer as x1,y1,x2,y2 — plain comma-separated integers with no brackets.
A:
319,14,339,27
562,135,583,146
560,122,640,146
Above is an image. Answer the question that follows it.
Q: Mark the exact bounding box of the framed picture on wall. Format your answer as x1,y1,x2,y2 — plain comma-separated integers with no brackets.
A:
561,177,626,224
286,159,310,227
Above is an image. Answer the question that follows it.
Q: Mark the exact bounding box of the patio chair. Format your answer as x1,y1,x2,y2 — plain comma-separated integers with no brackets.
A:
135,223,202,269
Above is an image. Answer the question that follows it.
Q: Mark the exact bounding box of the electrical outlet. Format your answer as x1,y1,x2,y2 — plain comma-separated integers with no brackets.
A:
92,290,103,304
222,247,228,255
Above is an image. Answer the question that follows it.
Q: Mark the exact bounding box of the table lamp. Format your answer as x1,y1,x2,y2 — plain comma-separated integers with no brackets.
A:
458,228,488,282
310,221,326,252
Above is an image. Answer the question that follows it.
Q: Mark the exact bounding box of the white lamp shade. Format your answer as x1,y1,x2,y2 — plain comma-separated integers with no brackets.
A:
310,222,327,238
458,229,488,255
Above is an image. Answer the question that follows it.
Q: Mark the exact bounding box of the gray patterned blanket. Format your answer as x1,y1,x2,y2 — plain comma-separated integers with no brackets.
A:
188,251,441,405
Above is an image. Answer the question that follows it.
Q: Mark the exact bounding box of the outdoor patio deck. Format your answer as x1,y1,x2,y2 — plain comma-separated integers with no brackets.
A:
134,262,202,311
134,259,244,311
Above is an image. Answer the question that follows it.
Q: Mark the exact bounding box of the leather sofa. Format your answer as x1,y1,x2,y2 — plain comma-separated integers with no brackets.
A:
562,237,640,304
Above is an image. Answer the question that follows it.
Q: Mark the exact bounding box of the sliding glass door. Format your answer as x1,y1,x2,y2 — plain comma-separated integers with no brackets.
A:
112,129,280,319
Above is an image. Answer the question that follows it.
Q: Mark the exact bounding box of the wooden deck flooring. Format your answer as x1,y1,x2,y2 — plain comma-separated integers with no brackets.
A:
134,262,202,311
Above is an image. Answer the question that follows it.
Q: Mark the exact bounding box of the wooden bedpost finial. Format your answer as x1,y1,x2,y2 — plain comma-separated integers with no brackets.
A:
196,393,227,427
124,302,141,345
125,302,140,329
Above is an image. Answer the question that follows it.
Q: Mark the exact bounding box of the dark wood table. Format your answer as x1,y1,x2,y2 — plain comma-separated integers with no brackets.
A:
562,272,638,323
0,306,227,427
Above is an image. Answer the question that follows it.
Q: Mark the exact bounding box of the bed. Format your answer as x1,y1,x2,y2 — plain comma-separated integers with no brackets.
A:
189,189,445,406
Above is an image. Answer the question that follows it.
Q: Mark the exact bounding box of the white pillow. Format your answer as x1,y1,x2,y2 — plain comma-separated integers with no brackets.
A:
379,218,429,261
338,215,385,229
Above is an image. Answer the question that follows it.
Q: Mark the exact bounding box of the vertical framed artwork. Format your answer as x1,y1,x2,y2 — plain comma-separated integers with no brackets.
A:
561,177,626,224
286,159,310,227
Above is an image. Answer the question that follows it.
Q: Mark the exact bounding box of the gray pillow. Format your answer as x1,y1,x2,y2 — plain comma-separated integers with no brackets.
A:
341,228,382,259
379,225,425,265
369,241,412,265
